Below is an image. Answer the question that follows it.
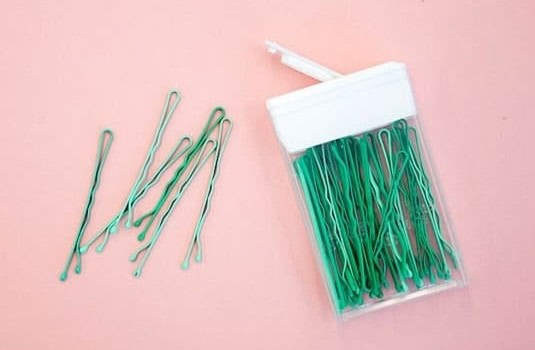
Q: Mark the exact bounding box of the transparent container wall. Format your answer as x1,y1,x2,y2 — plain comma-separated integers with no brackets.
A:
284,116,466,319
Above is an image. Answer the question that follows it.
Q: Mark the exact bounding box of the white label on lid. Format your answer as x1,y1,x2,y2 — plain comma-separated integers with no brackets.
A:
266,62,416,153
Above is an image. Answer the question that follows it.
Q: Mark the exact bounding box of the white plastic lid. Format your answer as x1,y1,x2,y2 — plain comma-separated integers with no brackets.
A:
266,42,417,154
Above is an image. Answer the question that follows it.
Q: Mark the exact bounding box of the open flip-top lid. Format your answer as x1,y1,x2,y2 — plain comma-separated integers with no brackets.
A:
266,41,417,153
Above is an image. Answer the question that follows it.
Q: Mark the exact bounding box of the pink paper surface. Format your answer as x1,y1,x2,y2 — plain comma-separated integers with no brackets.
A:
1,1,534,349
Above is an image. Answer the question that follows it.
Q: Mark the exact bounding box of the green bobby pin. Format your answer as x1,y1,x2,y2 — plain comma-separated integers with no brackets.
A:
123,89,182,228
182,117,233,269
60,129,114,281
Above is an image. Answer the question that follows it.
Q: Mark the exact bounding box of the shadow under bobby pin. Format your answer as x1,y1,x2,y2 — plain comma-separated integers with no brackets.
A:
60,129,114,281
293,120,458,312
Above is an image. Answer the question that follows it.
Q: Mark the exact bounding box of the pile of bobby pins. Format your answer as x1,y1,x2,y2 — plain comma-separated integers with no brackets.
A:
60,89,232,281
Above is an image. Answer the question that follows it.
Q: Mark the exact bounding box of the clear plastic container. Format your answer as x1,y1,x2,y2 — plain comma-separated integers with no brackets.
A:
265,42,466,319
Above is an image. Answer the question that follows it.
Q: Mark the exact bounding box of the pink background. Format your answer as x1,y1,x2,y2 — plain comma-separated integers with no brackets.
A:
1,1,534,349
